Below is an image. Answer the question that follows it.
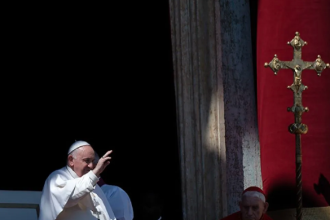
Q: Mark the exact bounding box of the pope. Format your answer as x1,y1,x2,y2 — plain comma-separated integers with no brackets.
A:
39,140,116,220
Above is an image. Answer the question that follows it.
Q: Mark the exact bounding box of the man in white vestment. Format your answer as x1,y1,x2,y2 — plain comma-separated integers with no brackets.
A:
38,140,117,220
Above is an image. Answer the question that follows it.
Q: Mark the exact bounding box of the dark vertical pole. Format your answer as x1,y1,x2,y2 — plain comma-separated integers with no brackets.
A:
296,134,302,220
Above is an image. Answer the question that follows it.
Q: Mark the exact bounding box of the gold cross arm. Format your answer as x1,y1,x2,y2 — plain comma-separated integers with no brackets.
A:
265,54,330,76
264,32,329,76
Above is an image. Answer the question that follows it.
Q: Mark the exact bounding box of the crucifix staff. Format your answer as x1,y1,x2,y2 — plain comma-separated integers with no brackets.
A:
264,31,329,220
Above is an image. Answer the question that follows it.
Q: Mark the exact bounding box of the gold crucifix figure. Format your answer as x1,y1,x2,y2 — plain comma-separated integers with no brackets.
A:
264,31,329,220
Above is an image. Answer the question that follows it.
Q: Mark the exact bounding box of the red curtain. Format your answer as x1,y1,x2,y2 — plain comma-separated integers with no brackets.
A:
257,0,330,211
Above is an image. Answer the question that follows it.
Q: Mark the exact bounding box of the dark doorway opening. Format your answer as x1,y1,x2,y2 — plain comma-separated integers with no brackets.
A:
3,1,182,219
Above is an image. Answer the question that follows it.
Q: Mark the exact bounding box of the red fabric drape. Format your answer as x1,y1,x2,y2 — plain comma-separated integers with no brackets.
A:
257,0,330,211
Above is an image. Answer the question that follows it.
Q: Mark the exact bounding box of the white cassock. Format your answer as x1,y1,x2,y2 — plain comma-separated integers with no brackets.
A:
101,184,134,220
39,166,116,220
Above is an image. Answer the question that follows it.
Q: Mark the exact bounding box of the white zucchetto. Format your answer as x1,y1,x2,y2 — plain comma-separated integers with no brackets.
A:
67,140,91,155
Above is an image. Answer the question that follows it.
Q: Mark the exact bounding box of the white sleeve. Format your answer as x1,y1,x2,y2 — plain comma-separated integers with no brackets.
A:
64,171,99,207
39,169,101,220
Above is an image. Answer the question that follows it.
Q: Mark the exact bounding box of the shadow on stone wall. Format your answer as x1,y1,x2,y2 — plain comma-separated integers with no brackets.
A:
267,184,326,212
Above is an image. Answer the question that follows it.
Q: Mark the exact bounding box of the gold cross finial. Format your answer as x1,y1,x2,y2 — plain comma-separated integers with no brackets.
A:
265,32,329,76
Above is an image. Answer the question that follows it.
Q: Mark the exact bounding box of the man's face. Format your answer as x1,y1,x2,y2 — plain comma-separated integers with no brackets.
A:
239,196,268,220
69,145,95,177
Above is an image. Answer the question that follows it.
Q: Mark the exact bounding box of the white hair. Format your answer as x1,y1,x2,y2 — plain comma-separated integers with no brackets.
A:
70,148,80,159
242,191,266,202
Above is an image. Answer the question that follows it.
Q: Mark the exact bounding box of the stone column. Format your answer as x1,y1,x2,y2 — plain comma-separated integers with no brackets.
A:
169,0,262,219
218,0,262,214
169,1,226,219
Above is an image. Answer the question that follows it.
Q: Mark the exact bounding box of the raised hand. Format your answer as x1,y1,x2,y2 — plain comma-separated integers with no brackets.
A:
93,150,113,177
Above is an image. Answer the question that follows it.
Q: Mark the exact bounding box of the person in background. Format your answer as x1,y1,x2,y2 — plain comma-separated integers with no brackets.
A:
39,140,116,220
220,186,273,220
94,152,134,220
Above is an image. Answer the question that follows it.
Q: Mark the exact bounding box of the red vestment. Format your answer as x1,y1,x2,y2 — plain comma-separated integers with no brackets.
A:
220,211,273,220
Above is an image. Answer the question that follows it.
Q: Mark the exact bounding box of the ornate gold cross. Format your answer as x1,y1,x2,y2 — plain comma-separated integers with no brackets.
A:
264,31,329,220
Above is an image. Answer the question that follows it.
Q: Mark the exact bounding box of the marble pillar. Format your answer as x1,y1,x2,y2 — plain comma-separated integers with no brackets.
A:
169,0,262,219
